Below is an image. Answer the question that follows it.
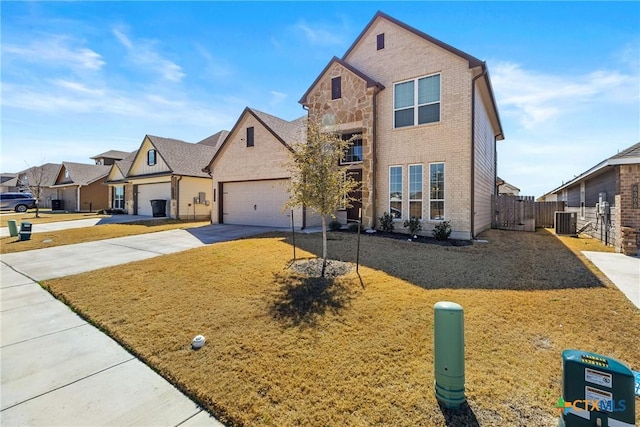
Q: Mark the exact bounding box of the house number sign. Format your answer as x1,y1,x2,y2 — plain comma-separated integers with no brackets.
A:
633,184,639,209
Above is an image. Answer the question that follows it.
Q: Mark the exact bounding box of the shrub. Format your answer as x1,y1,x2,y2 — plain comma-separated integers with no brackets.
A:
432,221,452,241
378,212,394,232
348,222,364,233
403,217,422,236
328,220,342,231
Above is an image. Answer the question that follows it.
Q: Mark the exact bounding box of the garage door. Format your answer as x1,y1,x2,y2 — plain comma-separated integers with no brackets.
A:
223,180,291,227
136,182,170,216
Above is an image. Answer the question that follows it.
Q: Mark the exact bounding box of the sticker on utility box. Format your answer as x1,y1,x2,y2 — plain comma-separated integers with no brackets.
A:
585,367,612,388
585,386,613,412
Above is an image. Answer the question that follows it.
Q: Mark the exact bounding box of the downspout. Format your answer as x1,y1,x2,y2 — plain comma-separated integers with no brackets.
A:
174,176,182,219
301,104,310,230
76,185,82,212
371,89,379,229
470,64,487,239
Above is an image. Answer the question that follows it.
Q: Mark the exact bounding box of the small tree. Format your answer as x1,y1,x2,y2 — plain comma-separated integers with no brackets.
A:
19,164,49,218
286,119,359,277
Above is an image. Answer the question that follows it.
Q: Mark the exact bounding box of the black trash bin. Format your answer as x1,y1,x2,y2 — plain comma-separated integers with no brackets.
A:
150,199,167,217
52,199,64,210
19,222,32,241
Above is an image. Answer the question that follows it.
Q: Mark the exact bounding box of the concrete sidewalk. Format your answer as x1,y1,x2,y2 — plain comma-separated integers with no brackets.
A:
582,251,640,309
1,262,223,426
0,223,289,426
0,215,158,237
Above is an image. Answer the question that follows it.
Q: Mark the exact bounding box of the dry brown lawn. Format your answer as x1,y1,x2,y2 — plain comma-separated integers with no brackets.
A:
42,229,640,426
1,219,210,254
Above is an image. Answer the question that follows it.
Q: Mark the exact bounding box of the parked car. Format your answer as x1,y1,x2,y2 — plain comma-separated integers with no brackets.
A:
0,192,37,212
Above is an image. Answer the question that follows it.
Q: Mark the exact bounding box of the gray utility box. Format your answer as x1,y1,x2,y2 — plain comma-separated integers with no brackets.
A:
560,349,635,427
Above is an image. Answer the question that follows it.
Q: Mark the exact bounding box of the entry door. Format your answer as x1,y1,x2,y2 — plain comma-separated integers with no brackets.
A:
347,170,362,222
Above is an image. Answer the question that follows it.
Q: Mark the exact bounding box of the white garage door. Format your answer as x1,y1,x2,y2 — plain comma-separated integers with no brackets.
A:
223,180,291,227
137,182,170,216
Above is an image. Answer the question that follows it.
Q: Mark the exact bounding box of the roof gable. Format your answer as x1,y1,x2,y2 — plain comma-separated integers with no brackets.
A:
54,162,110,186
128,135,216,178
299,56,384,105
343,11,483,68
205,107,306,172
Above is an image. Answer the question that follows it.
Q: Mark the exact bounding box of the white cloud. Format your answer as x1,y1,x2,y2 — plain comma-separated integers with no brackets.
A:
2,36,105,71
51,79,105,96
491,61,639,130
112,26,185,82
294,20,345,46
269,90,287,106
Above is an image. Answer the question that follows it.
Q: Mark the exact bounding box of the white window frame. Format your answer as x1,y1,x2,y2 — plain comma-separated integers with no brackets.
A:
393,73,441,128
147,149,156,166
389,166,403,220
408,164,423,220
429,162,445,221
114,185,125,209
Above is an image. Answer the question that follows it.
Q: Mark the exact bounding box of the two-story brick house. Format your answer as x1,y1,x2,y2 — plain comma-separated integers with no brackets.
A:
205,12,503,239
299,11,504,239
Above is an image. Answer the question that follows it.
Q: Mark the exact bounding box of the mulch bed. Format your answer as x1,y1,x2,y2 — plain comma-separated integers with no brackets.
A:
335,228,473,246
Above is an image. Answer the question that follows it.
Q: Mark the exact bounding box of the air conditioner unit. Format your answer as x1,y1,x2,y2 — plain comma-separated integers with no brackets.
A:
555,212,577,235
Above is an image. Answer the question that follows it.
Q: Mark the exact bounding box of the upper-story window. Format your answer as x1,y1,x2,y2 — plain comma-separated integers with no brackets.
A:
246,127,254,147
394,74,440,128
340,132,363,164
147,149,156,166
377,33,385,50
331,77,342,100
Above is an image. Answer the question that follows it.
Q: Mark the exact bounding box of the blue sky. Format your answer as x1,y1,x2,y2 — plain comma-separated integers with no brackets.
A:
1,1,638,197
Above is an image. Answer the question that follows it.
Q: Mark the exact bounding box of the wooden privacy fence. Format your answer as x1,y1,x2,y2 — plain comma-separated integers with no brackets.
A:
492,195,535,232
492,196,566,231
535,201,566,228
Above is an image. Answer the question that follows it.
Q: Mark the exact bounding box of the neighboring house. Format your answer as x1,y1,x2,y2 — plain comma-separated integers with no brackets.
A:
50,162,110,212
497,177,520,196
0,173,18,192
104,151,137,212
15,163,62,208
545,141,640,254
203,108,322,228
297,11,504,239
537,192,558,202
91,150,131,166
105,134,220,219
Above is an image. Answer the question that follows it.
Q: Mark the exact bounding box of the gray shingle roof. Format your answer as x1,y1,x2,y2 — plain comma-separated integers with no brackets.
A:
59,162,110,185
90,150,131,160
250,108,306,145
114,150,138,177
610,142,640,160
197,130,229,147
146,135,217,178
20,163,61,187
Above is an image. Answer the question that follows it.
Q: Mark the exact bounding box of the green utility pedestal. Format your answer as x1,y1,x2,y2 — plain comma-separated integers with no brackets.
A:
434,301,465,408
7,220,18,237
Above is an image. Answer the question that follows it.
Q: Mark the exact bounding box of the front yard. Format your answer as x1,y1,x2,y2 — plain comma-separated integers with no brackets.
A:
42,229,640,426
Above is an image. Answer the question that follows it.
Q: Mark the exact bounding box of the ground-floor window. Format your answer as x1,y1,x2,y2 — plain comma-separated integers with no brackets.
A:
114,185,125,209
429,163,445,221
389,166,403,219
409,164,423,219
